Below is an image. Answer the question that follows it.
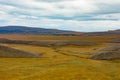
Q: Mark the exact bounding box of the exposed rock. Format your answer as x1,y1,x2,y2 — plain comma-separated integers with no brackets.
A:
98,45,120,51
91,44,120,60
0,38,96,47
91,51,120,60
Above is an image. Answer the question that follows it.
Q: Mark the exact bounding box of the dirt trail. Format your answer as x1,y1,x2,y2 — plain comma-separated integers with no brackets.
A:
52,47,87,58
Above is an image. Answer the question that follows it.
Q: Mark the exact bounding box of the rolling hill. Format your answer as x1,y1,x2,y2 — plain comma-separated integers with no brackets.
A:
0,26,119,36
85,29,120,36
0,26,82,36
0,45,40,58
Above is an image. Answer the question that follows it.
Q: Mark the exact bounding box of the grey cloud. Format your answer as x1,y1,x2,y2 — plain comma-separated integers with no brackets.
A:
37,0,71,2
0,0,120,31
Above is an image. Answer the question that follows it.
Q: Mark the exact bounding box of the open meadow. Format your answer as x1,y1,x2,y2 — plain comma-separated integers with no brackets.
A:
0,34,120,80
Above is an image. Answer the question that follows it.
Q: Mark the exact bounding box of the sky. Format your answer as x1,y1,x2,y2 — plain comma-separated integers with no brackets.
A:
0,0,120,32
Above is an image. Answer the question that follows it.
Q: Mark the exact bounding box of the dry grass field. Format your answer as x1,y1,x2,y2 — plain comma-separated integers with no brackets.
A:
0,34,120,80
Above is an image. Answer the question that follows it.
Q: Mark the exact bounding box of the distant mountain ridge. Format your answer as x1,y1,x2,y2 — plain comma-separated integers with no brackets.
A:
0,26,82,36
85,29,120,36
0,26,119,36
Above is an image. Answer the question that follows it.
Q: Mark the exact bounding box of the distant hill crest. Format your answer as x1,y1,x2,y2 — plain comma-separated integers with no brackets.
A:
0,26,82,36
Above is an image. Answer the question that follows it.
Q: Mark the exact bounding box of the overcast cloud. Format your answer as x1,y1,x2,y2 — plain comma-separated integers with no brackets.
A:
0,0,120,32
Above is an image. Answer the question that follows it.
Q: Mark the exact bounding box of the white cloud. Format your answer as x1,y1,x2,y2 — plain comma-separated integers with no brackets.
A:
1,16,120,32
0,0,120,32
0,0,120,16
93,13,120,20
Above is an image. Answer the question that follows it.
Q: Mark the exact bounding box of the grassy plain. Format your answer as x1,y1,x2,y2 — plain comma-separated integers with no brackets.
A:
0,34,120,80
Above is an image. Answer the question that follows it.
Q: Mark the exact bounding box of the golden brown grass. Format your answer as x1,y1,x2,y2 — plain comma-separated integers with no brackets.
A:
0,34,120,80
0,34,119,43
0,57,120,80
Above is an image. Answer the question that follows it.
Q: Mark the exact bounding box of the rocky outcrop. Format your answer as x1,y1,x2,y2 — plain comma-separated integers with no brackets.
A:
91,51,120,60
91,44,120,60
0,38,96,47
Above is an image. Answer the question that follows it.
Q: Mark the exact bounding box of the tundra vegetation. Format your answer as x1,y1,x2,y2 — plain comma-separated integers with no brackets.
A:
0,34,120,80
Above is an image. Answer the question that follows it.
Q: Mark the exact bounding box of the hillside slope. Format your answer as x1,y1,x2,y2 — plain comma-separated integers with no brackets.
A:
0,45,40,58
0,26,81,35
85,29,120,36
